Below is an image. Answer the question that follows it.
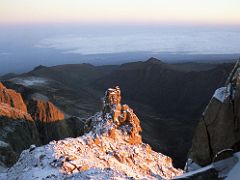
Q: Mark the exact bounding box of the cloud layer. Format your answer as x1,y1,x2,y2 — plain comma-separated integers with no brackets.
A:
36,29,240,55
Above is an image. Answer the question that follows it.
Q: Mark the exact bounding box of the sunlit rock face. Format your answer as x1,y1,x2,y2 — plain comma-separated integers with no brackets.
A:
0,82,64,122
102,86,142,144
28,100,65,122
0,103,33,121
3,87,183,180
0,82,32,120
188,61,240,167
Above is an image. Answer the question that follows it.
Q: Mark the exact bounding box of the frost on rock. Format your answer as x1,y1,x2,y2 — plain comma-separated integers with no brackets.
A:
3,86,183,180
0,141,9,148
213,86,231,103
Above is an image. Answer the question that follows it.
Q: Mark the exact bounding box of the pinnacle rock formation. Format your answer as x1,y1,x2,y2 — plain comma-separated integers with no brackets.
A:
0,82,32,120
2,86,183,180
102,86,142,144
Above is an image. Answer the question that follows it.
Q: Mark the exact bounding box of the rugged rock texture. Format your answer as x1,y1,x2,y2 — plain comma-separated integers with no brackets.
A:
102,86,142,144
1,60,234,168
189,61,240,167
0,81,64,122
1,87,183,180
0,103,32,121
0,82,85,169
0,83,32,120
0,83,27,112
93,59,234,167
0,117,41,168
27,100,65,122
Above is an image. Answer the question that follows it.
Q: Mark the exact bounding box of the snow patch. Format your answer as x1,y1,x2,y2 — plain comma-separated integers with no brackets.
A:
225,152,240,180
177,152,240,179
213,86,231,103
0,140,9,148
174,165,213,179
2,112,183,179
12,77,47,87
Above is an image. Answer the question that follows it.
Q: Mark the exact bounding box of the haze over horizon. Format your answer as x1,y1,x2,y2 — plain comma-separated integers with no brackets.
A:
0,0,240,74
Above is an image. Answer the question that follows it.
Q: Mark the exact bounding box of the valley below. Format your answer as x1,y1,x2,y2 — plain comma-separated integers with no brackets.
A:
0,58,234,166
0,57,238,179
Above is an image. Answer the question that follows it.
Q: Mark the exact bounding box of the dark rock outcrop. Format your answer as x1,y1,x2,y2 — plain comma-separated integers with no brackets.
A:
33,65,47,71
0,117,41,168
188,61,240,167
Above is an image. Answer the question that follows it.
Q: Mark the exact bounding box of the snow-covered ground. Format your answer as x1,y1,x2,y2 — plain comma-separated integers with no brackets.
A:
1,112,183,180
175,152,240,179
225,153,240,180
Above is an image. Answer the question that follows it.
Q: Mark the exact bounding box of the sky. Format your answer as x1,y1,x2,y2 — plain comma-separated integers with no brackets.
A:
0,0,240,74
0,0,240,25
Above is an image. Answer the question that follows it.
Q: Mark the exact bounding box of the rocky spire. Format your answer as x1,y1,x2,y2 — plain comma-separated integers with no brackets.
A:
102,86,142,144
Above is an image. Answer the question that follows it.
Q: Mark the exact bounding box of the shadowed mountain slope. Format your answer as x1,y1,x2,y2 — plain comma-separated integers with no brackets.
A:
92,59,234,167
0,82,86,168
1,58,235,167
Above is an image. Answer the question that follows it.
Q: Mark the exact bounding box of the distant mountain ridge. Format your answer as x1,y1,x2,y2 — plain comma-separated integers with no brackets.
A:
0,58,235,167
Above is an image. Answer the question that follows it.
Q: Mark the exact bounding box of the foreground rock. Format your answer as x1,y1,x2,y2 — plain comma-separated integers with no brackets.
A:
2,87,183,179
182,61,240,178
0,117,41,169
188,61,240,167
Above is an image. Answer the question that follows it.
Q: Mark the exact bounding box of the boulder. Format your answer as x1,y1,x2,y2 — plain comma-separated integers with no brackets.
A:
189,61,240,167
